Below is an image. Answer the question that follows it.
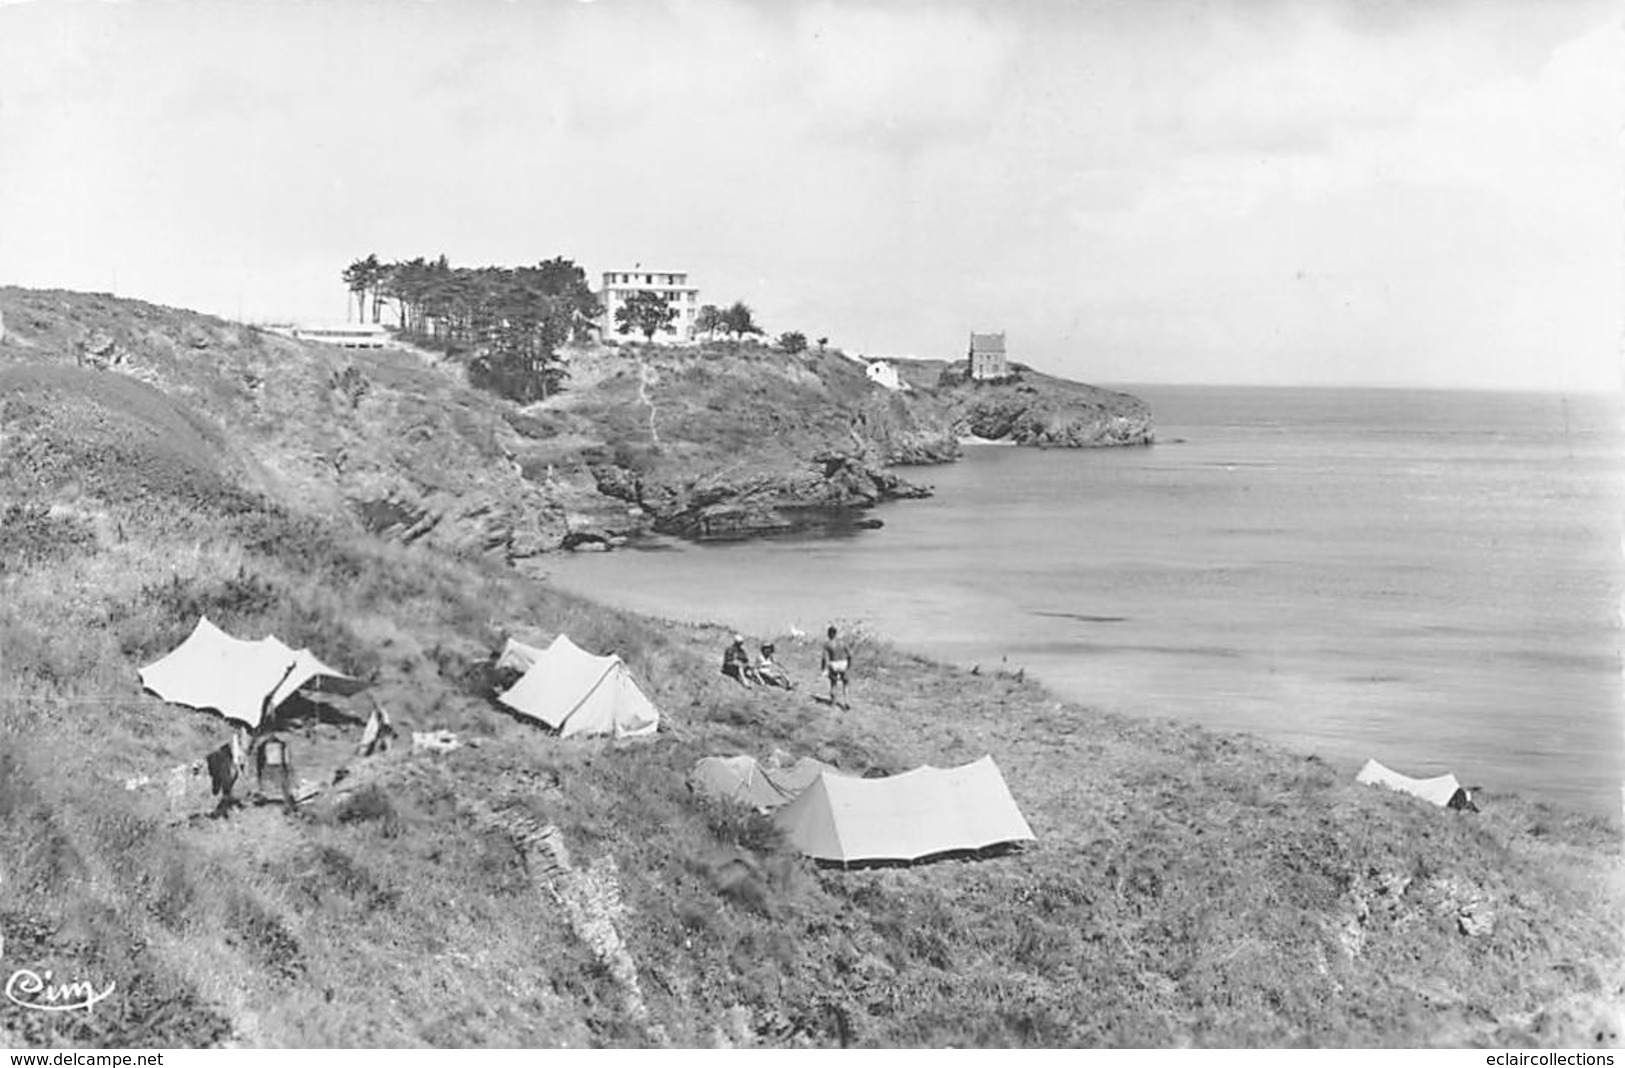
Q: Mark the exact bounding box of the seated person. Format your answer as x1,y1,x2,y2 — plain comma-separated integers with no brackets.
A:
721,635,758,686
756,643,793,690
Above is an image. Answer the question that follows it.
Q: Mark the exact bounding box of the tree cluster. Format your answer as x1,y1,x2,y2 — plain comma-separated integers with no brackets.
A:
693,301,763,342
614,290,679,341
341,254,601,402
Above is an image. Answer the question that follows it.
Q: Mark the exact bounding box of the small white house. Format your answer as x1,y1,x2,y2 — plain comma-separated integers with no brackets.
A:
865,359,906,391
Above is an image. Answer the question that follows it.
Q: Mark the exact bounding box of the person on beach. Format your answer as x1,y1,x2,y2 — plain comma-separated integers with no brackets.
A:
722,635,758,686
821,625,851,709
756,642,793,690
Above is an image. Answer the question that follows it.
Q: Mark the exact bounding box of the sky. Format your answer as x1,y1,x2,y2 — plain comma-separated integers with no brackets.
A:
0,0,1619,390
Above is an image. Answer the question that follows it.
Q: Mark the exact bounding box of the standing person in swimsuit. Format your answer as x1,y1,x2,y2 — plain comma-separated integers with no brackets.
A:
820,625,851,709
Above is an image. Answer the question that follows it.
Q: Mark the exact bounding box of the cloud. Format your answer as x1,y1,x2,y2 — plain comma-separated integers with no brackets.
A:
0,0,1615,388
789,2,1016,149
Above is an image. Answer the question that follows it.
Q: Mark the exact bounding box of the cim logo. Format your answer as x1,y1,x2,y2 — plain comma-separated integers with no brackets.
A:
4,961,116,1013
0,875,116,1013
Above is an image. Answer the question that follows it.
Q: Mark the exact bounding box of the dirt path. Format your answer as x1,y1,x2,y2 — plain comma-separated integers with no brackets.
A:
638,364,662,446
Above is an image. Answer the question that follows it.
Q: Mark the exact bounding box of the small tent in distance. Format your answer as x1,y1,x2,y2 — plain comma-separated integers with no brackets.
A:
496,634,660,739
774,755,1035,864
689,754,849,811
1356,758,1475,810
138,615,367,728
495,637,546,674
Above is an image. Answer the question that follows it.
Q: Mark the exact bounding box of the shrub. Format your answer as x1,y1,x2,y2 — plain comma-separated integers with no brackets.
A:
309,845,400,912
699,796,786,856
231,508,367,583
140,568,280,630
610,441,661,475
330,365,369,409
223,889,305,981
150,857,198,932
0,503,97,570
335,783,401,838
502,410,562,439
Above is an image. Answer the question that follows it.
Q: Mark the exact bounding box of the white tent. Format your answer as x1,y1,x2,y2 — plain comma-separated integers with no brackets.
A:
689,754,848,811
496,634,660,739
773,755,1035,863
495,637,547,673
1356,758,1471,809
138,615,367,728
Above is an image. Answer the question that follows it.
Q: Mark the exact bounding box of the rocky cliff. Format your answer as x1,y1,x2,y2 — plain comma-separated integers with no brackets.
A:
944,368,1155,447
0,289,1153,554
550,346,958,541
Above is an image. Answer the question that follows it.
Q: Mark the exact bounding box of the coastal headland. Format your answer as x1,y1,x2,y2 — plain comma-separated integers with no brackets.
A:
0,288,1152,556
0,288,1619,1047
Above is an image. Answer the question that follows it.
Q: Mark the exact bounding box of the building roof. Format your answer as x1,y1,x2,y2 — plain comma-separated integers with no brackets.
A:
295,322,387,334
969,332,1006,354
602,280,699,292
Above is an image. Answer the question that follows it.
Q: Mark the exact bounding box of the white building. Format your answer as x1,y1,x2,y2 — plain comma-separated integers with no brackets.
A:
968,331,1009,380
599,268,700,344
290,322,389,349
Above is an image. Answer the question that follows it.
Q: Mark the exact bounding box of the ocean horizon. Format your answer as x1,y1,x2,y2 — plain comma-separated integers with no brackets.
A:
545,383,1625,819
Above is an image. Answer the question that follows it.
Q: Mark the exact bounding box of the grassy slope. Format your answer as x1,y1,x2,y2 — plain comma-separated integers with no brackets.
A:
0,291,965,552
1,302,1622,1049
0,288,618,557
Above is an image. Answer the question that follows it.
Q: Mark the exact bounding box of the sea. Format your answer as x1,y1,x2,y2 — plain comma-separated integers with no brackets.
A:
544,386,1625,820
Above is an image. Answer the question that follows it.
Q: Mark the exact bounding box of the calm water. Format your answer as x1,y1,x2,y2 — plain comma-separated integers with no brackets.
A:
545,386,1625,818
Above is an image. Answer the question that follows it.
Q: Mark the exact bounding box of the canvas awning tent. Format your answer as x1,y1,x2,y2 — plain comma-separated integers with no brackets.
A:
773,755,1035,863
138,615,367,729
689,754,848,811
496,634,660,739
1356,758,1471,809
495,637,546,674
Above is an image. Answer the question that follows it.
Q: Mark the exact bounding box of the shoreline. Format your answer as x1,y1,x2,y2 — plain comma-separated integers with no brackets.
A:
575,565,1625,832
541,538,1625,824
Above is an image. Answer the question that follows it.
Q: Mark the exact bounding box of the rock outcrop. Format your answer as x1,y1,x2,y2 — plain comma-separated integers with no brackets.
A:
933,365,1155,447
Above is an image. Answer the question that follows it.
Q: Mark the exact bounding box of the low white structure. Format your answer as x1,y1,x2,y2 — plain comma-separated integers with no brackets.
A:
139,616,368,729
774,756,1035,864
865,359,906,391
292,322,389,349
497,634,660,739
1356,758,1474,809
